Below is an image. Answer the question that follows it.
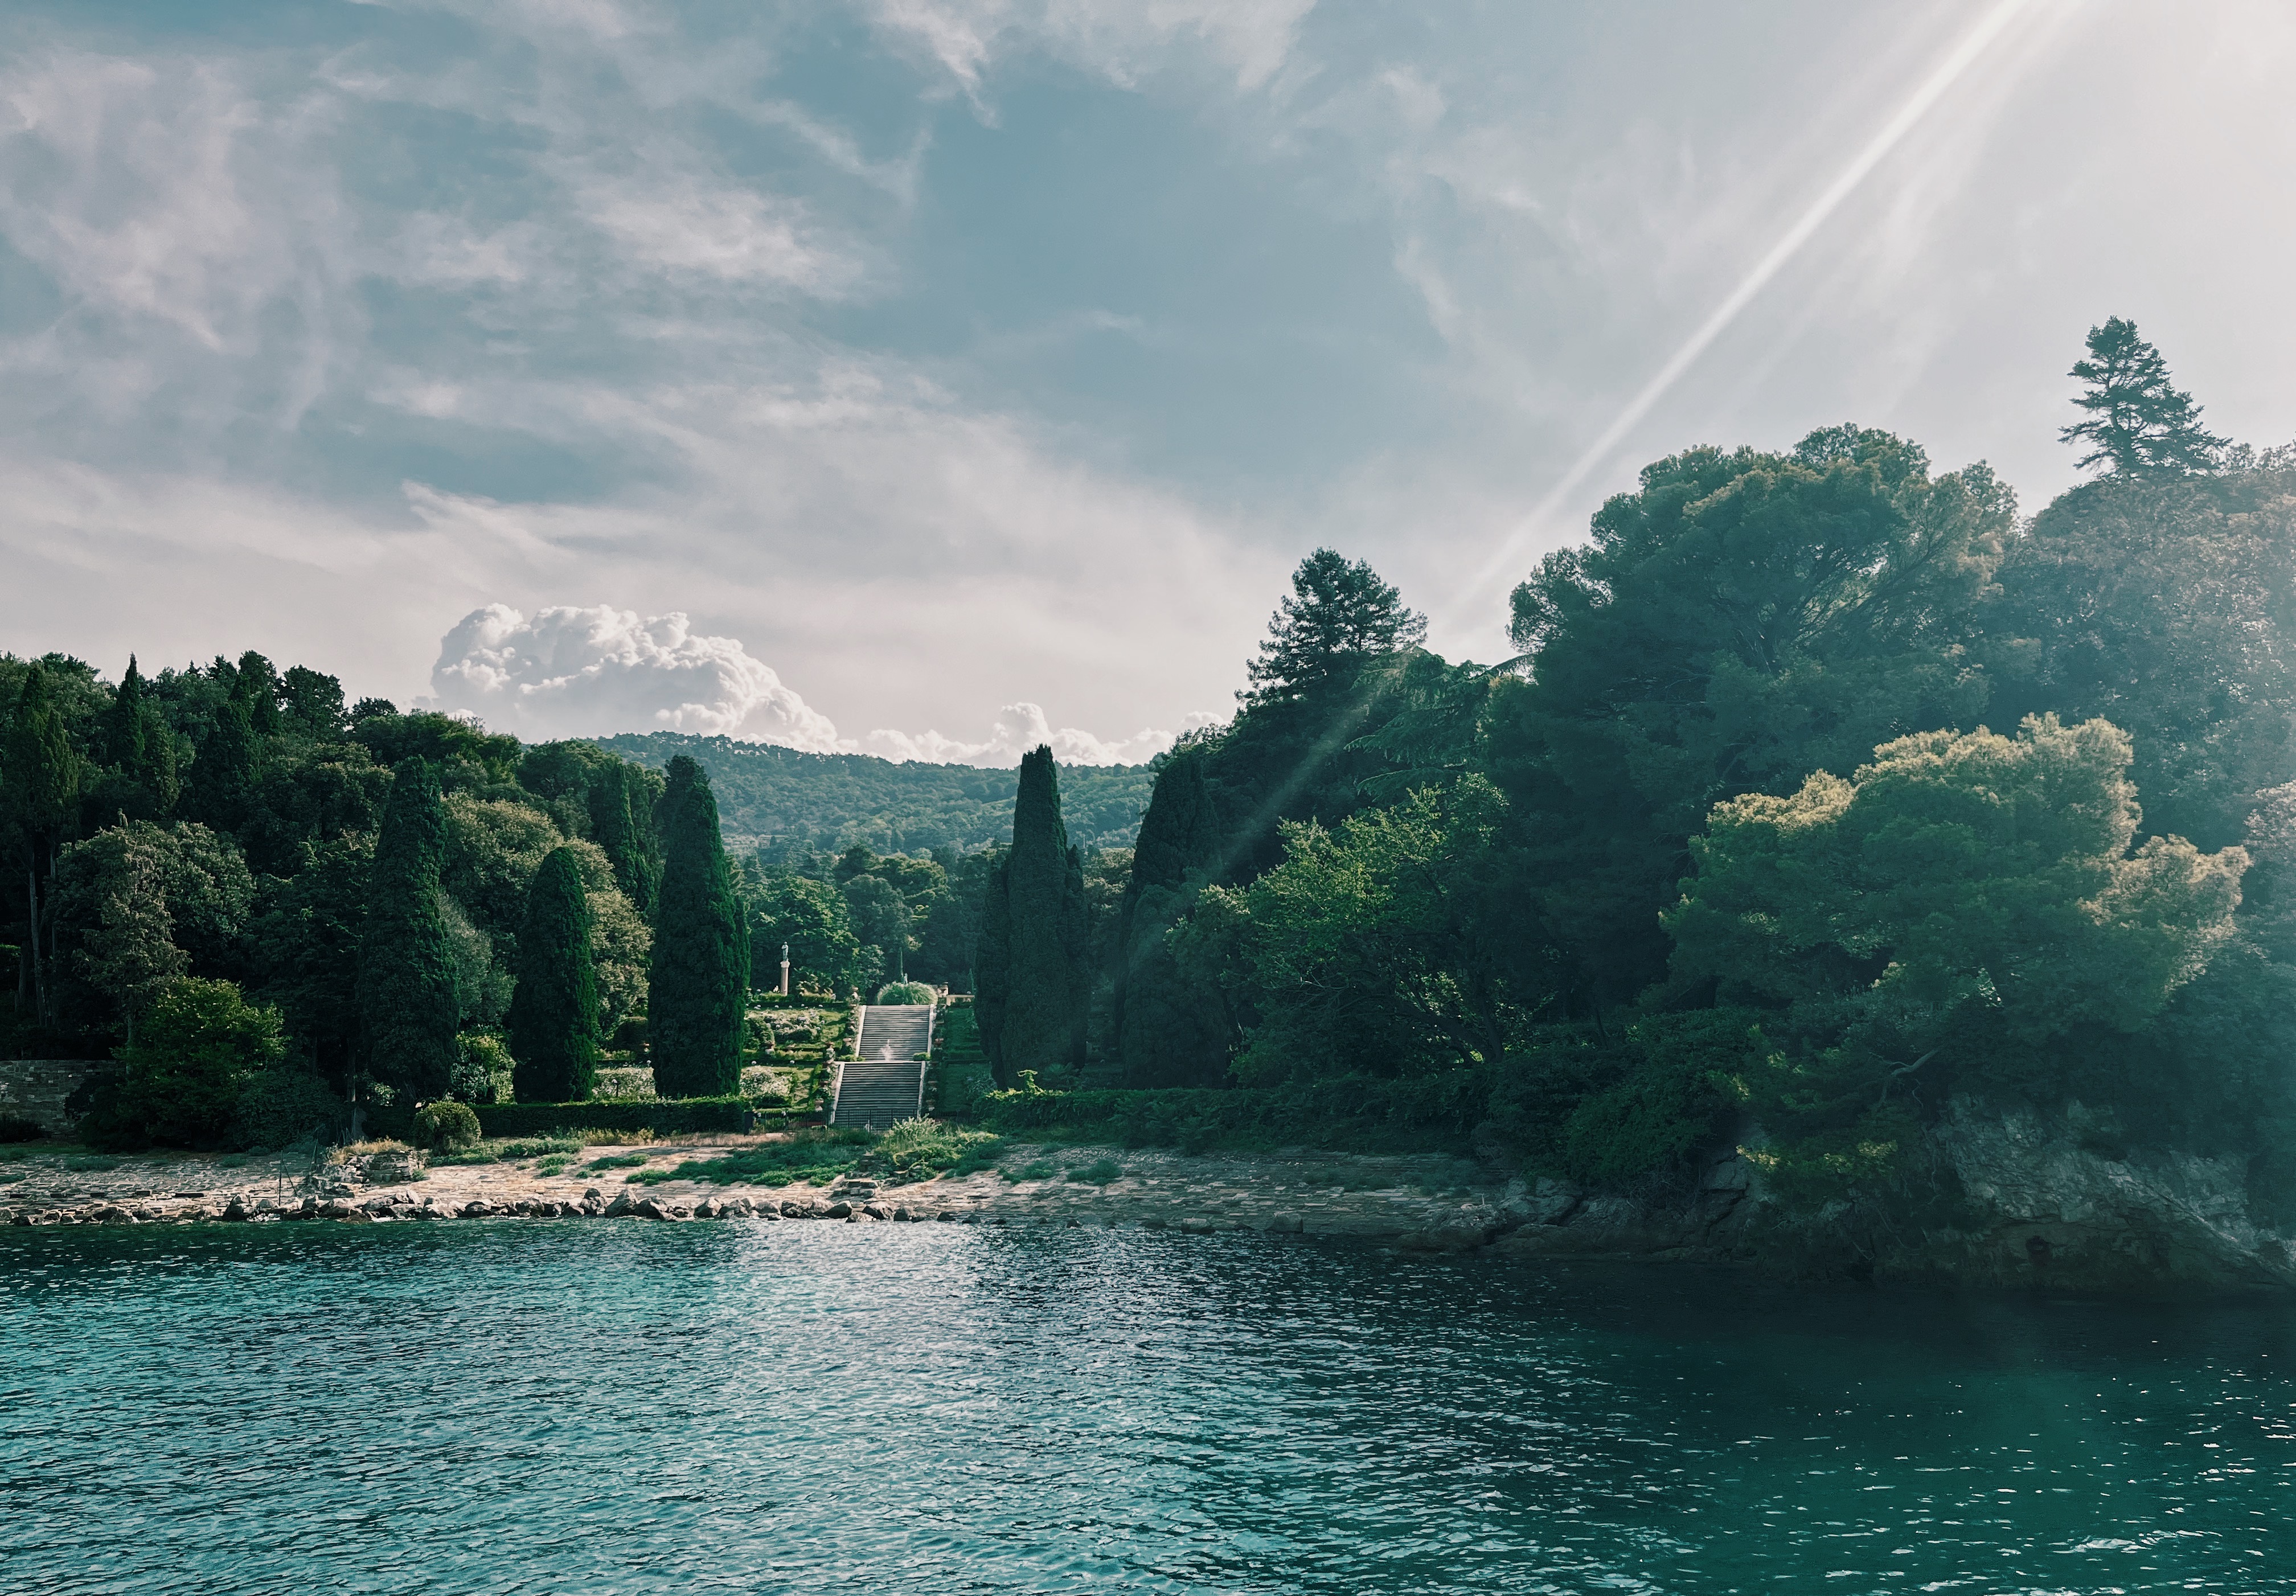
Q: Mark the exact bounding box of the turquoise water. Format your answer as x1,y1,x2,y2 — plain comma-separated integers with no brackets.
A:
2,1224,2291,1594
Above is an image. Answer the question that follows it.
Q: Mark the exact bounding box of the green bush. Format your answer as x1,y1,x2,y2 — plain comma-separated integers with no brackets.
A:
82,978,286,1151
875,982,935,1006
233,1070,348,1151
1555,1014,1756,1188
411,1099,482,1151
449,1032,516,1105
1067,1156,1123,1185
474,1096,755,1139
593,1066,657,1101
974,1070,1500,1155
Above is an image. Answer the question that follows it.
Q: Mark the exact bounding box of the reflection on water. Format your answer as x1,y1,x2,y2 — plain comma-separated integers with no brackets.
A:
1,1222,2290,1593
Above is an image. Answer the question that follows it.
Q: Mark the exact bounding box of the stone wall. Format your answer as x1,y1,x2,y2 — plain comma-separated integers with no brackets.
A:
0,1059,115,1134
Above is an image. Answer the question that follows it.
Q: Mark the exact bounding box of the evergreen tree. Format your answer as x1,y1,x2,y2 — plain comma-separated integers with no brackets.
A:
1113,748,1231,1085
3,664,88,1023
973,852,1012,1078
99,657,179,820
2062,317,2227,479
358,757,458,1101
236,651,282,737
1243,548,1426,709
506,846,600,1103
188,692,259,832
649,755,748,1097
278,666,346,738
981,746,1090,1081
590,760,663,914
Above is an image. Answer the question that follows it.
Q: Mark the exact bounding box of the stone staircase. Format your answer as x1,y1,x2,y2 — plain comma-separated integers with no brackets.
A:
829,1005,934,1128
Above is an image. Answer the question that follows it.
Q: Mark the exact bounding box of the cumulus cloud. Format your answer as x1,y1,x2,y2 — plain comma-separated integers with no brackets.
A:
425,604,846,749
420,604,1212,766
864,703,1216,767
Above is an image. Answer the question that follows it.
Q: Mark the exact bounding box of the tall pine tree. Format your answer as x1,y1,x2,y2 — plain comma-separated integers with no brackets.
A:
649,755,747,1097
974,746,1090,1084
506,846,600,1103
1113,748,1231,1086
2062,317,2227,479
358,757,458,1101
99,657,179,821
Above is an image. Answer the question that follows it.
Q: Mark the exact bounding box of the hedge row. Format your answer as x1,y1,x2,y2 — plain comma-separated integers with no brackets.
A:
475,1096,760,1138
975,1071,1499,1154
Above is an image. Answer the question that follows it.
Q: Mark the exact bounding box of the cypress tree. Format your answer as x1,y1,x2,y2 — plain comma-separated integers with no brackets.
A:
649,755,747,1097
358,757,458,1101
589,761,662,915
3,664,88,1024
103,657,179,819
1114,749,1230,1086
993,746,1090,1080
506,846,600,1103
973,852,1012,1080
189,691,258,831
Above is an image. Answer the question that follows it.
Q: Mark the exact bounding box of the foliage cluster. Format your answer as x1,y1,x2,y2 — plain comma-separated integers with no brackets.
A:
932,320,2296,1228
625,1125,875,1187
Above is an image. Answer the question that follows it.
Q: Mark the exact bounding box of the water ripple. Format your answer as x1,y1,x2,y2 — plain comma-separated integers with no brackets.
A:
2,1223,2292,1593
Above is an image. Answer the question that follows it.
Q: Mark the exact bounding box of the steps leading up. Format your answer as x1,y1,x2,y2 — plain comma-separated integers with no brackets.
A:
829,1005,935,1127
829,1060,926,1129
852,1004,933,1062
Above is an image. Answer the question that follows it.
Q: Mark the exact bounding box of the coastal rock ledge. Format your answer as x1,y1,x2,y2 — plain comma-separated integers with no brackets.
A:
9,1107,2294,1293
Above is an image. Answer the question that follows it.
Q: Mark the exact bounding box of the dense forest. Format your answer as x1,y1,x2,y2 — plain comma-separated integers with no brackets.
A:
944,318,2296,1222
9,317,2296,1232
597,733,1155,857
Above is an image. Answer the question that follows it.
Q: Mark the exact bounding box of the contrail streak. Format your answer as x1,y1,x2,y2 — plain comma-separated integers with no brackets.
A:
1444,0,2036,631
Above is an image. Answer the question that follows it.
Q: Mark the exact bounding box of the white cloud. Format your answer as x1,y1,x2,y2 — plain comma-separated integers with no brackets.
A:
580,175,862,292
419,603,1208,766
866,0,1317,96
425,604,847,748
864,704,1216,767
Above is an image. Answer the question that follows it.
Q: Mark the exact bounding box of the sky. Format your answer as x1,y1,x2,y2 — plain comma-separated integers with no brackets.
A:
5,1,2294,764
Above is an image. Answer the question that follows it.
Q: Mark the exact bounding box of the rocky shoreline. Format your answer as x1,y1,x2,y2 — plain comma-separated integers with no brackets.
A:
11,1102,2296,1293
0,1140,1541,1249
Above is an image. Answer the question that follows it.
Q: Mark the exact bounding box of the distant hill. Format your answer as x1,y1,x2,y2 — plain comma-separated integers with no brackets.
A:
597,733,1156,858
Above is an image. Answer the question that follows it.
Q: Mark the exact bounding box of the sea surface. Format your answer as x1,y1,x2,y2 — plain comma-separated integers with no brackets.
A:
1,1221,2291,1594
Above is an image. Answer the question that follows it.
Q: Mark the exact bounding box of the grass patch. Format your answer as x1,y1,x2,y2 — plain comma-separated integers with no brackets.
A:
63,1155,126,1172
1004,1159,1058,1184
432,1148,499,1166
1066,1156,1124,1186
875,1118,1002,1180
498,1137,582,1159
627,1126,874,1189
215,1153,252,1168
535,1156,576,1176
583,1153,651,1173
